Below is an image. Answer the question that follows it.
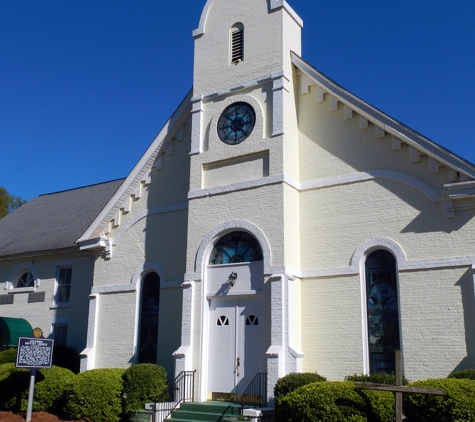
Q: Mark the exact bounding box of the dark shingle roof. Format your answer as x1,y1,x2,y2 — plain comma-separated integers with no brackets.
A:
0,179,124,257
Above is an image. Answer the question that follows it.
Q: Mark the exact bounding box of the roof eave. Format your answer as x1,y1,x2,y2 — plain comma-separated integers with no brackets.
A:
291,52,475,179
76,89,193,243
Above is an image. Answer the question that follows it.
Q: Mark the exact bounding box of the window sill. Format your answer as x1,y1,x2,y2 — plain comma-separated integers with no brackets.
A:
8,287,36,294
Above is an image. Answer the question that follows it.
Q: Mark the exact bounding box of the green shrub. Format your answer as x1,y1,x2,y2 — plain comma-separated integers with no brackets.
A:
448,369,475,380
52,345,80,374
32,365,75,413
274,372,327,400
0,362,18,380
66,368,125,422
345,372,409,385
0,363,29,411
404,378,475,422
276,381,394,422
0,363,74,413
274,372,327,421
0,348,17,365
122,364,168,412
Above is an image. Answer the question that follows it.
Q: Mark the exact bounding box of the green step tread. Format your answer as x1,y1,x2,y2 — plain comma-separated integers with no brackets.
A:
171,410,231,420
168,401,242,422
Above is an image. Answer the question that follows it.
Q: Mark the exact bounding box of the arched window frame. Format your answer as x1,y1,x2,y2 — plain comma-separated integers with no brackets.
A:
6,262,40,293
137,271,161,364
360,244,403,375
131,262,166,365
208,230,263,265
230,23,244,65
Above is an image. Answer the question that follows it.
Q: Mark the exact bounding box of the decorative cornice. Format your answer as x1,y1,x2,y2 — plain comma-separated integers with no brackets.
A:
77,90,192,243
292,52,475,180
191,71,289,103
78,236,108,251
444,181,475,199
286,236,475,279
188,174,284,199
189,170,442,205
297,170,443,203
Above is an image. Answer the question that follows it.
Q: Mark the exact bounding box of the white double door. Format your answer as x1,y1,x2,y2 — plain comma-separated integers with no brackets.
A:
207,296,265,396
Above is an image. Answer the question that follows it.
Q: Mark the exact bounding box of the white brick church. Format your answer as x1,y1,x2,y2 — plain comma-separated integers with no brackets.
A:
1,0,475,404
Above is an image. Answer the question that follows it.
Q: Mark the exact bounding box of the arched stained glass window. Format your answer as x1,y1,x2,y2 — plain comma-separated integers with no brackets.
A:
139,272,160,364
366,250,400,374
209,231,263,265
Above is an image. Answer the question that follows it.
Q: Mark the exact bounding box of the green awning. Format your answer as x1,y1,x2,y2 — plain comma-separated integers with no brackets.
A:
0,317,33,346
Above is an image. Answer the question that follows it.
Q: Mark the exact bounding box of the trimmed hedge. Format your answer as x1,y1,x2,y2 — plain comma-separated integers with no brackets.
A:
274,372,327,422
65,368,125,422
0,363,29,411
276,381,394,422
0,363,74,413
274,372,327,400
345,372,409,385
32,365,75,413
404,378,475,422
448,369,475,380
0,348,17,365
122,364,168,412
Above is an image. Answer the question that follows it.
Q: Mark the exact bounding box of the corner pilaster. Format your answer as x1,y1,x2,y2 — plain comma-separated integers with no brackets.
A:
80,293,99,372
173,280,196,377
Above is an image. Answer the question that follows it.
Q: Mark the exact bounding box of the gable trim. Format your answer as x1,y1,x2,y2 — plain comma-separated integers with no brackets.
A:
112,202,188,246
292,52,475,179
77,90,192,244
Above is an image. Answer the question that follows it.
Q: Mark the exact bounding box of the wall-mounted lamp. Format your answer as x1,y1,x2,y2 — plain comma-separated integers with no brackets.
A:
228,272,238,287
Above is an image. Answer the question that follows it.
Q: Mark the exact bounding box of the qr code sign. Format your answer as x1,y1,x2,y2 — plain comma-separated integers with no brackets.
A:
16,338,54,368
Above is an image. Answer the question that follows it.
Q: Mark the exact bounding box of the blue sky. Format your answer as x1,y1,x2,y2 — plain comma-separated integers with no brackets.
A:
1,0,474,200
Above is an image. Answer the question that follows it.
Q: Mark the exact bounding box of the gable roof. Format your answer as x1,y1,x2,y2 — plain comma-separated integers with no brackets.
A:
77,89,193,243
292,52,475,180
0,179,124,258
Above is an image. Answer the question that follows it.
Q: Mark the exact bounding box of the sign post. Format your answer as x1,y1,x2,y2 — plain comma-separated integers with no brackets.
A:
15,328,54,422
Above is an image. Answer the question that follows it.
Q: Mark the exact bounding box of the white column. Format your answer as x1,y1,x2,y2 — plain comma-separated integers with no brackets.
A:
173,280,195,377
80,293,99,372
190,98,204,154
272,77,286,137
266,274,286,405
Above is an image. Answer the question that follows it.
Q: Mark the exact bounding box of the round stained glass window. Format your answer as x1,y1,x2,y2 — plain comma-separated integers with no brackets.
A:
209,231,263,265
217,102,256,145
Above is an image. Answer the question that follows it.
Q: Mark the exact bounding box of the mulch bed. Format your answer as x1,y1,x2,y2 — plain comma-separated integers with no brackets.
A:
0,412,84,422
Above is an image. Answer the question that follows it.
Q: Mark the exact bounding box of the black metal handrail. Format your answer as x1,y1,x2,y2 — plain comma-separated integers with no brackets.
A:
152,370,196,422
240,372,267,410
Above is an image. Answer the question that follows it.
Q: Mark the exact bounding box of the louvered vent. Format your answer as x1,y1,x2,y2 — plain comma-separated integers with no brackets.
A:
231,24,244,64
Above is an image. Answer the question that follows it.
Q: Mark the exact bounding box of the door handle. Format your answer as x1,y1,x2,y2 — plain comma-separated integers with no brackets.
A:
236,357,240,367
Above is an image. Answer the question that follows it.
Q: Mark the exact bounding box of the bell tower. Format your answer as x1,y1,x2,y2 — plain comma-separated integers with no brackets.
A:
192,0,303,96
190,0,303,158
179,0,305,403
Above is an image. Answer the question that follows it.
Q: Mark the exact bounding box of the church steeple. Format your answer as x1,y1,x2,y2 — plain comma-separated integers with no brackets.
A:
192,0,303,97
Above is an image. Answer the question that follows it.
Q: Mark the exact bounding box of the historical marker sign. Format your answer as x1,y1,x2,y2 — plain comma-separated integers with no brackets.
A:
16,337,54,369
